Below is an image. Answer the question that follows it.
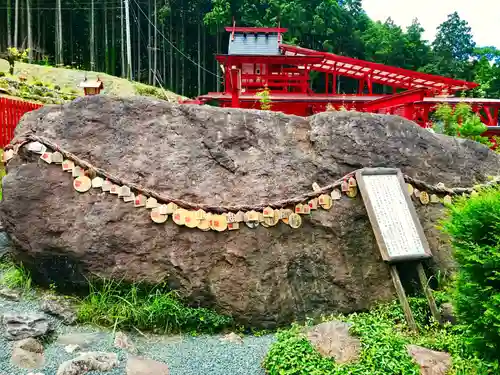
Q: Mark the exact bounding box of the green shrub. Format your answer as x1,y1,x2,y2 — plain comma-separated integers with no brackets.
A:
77,278,233,334
440,187,500,359
0,71,5,77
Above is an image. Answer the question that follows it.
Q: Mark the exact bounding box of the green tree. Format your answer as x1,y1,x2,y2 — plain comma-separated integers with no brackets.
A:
429,12,476,78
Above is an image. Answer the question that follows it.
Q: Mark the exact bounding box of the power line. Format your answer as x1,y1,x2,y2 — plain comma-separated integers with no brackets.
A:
131,0,221,79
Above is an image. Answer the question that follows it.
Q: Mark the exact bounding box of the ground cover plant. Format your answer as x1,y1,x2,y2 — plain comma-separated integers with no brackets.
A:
263,296,499,375
77,277,233,334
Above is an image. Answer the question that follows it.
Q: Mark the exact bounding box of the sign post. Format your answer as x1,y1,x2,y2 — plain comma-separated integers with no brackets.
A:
356,168,439,330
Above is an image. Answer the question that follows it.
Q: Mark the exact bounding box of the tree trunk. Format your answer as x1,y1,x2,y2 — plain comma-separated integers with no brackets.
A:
36,0,40,56
153,0,157,86
111,4,116,75
120,0,125,77
197,13,201,96
104,0,109,73
162,2,166,90
202,25,206,93
148,0,152,85
180,0,184,96
26,0,32,61
55,0,63,65
137,1,140,82
90,0,95,70
175,19,179,93
14,0,18,47
169,0,172,90
7,0,12,47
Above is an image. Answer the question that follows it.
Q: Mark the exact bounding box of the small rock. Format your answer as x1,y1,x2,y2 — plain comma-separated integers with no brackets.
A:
126,355,169,375
64,344,80,354
0,288,21,301
407,345,452,375
3,313,51,340
11,338,45,369
114,331,137,354
220,332,243,344
440,303,456,325
56,352,119,375
40,295,77,325
306,320,361,364
57,333,107,349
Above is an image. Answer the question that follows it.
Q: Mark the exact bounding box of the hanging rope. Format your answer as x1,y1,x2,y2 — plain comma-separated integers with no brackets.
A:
5,133,498,213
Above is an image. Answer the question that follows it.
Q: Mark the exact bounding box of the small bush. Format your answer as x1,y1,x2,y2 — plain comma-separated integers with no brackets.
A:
440,187,500,359
0,72,5,77
77,278,233,334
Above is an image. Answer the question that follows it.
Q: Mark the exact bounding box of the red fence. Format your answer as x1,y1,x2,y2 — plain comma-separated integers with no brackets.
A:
0,97,43,147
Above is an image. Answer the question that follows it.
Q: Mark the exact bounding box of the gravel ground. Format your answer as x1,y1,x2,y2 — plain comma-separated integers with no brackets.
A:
0,231,275,375
0,294,275,375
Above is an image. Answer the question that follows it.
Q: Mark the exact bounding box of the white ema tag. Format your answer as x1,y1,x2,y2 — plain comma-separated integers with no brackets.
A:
27,141,45,154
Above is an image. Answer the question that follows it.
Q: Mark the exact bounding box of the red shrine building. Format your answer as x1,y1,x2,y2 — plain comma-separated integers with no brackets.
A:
186,24,500,140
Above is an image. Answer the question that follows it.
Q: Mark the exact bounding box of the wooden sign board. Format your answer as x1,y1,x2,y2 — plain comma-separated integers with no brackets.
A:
355,168,432,263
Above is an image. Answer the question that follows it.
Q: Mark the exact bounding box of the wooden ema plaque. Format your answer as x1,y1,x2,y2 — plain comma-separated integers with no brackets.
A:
355,168,432,263
356,168,438,331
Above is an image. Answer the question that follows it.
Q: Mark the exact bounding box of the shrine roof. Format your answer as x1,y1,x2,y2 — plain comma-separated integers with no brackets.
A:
280,44,478,92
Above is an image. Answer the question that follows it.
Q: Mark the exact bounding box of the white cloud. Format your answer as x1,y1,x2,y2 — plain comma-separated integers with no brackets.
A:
362,0,500,48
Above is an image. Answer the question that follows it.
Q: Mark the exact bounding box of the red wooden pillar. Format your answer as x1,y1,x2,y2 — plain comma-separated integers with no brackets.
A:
332,73,337,94
230,68,241,108
403,104,414,120
358,79,364,95
325,73,329,94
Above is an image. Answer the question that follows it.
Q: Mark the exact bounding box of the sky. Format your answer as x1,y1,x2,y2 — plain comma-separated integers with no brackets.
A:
362,0,500,48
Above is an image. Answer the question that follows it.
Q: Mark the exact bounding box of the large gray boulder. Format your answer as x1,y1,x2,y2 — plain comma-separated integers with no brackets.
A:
2,95,500,327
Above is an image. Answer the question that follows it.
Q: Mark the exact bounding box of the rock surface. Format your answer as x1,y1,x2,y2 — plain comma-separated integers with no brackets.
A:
11,338,45,369
2,96,500,327
306,321,361,364
3,312,51,340
126,355,169,375
440,302,456,325
56,352,119,375
407,345,451,375
40,294,77,325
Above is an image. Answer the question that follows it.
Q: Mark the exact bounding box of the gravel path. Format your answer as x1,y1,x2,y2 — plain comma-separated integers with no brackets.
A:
0,290,275,375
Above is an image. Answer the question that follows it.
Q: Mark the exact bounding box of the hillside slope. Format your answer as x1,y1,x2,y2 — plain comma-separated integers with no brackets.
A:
0,60,182,102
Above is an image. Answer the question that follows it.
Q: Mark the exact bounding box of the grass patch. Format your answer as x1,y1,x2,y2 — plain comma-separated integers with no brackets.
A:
263,296,499,375
77,278,233,334
0,259,32,294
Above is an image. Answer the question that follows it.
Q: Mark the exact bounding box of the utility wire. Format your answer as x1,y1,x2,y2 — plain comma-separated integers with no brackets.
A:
131,0,221,80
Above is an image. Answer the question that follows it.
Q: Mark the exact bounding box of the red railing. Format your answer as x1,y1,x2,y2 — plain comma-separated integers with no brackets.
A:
0,97,43,147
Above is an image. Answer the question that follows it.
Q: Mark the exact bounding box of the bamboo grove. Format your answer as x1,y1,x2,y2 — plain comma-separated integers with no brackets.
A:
1,0,500,99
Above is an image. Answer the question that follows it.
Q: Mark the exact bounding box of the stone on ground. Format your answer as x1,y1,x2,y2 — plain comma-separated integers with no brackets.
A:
440,302,456,325
0,287,21,301
126,355,169,375
57,332,108,349
3,95,500,327
306,321,361,364
407,345,451,375
2,312,51,340
114,331,138,354
220,332,243,344
11,337,45,369
56,352,119,375
40,294,78,325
